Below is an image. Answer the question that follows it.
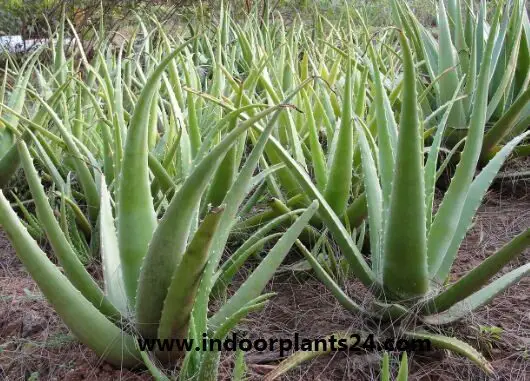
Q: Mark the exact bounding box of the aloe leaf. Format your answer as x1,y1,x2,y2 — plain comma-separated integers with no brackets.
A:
0,191,140,367
118,37,196,306
29,130,66,190
140,351,171,381
192,79,317,335
220,210,303,275
404,331,492,373
113,44,127,149
17,141,121,320
254,130,376,287
424,261,530,326
437,0,466,129
435,138,466,182
214,233,283,295
205,143,238,206
232,349,247,381
486,0,525,121
476,0,486,69
148,153,175,198
27,87,100,222
448,0,469,73
99,176,128,315
0,51,37,144
435,131,530,281
482,87,530,158
157,207,224,348
427,10,500,276
204,91,241,208
425,79,465,228
0,57,41,186
209,201,319,329
368,43,395,211
356,122,383,278
248,163,285,192
425,227,530,314
344,192,367,228
488,0,511,84
323,59,354,216
302,89,327,191
382,33,428,299
10,191,43,238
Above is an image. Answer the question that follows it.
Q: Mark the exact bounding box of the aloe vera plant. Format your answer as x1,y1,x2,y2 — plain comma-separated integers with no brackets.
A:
0,28,321,379
258,28,530,373
1,2,528,380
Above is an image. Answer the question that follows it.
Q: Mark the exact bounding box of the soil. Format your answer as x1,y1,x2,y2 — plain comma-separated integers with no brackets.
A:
1,191,529,381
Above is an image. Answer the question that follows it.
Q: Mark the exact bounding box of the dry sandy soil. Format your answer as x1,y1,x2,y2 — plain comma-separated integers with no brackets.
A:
1,186,529,380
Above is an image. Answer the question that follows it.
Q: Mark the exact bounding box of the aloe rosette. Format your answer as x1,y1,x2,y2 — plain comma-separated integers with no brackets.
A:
0,33,320,380
263,27,530,377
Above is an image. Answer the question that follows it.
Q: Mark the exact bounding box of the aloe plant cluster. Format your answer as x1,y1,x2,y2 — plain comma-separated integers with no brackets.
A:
0,1,528,380
392,0,530,160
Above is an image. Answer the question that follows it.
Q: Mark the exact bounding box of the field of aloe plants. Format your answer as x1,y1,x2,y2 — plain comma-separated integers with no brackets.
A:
0,0,529,380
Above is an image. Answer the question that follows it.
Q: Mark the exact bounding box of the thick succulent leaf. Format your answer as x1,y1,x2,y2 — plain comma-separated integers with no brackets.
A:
396,352,409,381
434,138,466,181
198,295,270,381
0,52,37,146
404,331,492,374
118,38,196,306
302,89,327,191
382,33,428,299
99,176,128,315
356,122,383,278
487,0,512,85
323,60,354,216
232,349,247,381
425,227,530,314
427,11,500,276
475,0,486,70
486,0,525,121
437,0,466,129
425,79,465,228
253,129,376,288
368,44,395,211
0,56,50,186
0,191,140,367
381,352,390,381
424,262,530,326
29,130,66,190
29,88,100,221
204,145,237,209
17,141,121,321
157,207,224,348
482,87,530,158
435,131,530,281
214,233,283,295
139,351,171,381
